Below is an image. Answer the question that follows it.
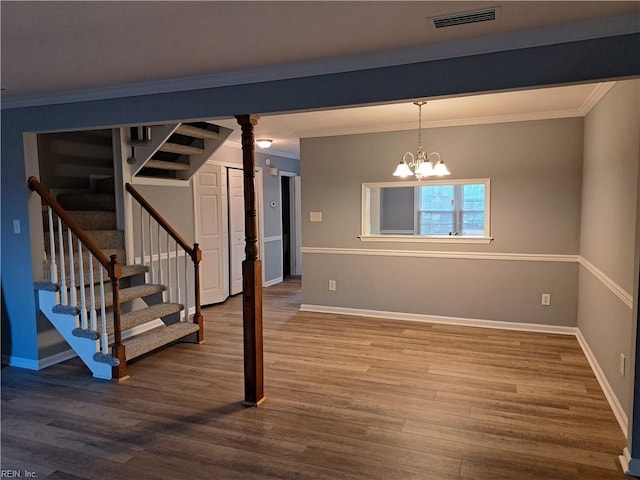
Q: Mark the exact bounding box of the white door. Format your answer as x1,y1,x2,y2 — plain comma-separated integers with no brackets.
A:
228,168,245,295
193,163,227,305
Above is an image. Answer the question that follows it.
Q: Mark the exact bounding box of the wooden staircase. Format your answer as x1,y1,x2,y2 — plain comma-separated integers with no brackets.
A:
30,177,203,381
129,121,233,181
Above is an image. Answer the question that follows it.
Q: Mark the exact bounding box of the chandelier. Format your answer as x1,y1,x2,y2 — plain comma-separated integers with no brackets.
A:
392,101,451,179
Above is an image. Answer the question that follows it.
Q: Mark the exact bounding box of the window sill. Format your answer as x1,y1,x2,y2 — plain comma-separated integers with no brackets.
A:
359,235,494,245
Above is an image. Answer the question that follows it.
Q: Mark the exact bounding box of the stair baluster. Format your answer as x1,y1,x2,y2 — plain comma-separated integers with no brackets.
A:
148,211,154,283
157,223,163,289
77,240,88,330
139,204,145,278
98,266,108,355
47,207,58,284
67,229,78,310
184,256,189,322
166,232,172,302
88,254,97,332
175,239,181,305
57,214,68,305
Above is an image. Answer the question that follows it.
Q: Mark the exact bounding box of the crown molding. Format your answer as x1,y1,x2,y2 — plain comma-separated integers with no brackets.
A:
579,82,617,114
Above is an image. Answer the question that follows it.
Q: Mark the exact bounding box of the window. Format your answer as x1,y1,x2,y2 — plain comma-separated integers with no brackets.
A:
361,179,491,244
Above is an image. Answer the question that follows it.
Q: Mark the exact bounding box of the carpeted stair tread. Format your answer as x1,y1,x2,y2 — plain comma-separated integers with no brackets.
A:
42,248,127,283
90,283,165,309
123,321,199,360
101,303,183,336
57,193,115,212
43,210,117,231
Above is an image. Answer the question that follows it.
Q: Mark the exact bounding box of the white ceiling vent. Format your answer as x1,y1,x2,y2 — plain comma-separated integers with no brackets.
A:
432,7,500,29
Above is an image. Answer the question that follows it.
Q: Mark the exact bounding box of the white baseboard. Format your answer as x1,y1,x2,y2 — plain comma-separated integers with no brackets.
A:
2,354,39,370
299,303,627,438
618,447,640,476
39,349,78,369
264,277,283,288
575,329,628,437
299,304,577,335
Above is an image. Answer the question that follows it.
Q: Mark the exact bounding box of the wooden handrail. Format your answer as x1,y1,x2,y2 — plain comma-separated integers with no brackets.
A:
126,182,203,341
125,183,195,260
28,177,116,277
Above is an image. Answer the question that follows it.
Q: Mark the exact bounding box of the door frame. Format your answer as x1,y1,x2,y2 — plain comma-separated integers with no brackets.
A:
279,171,302,277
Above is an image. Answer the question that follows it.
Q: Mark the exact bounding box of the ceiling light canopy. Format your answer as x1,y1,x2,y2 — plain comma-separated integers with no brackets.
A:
256,139,273,148
393,102,450,180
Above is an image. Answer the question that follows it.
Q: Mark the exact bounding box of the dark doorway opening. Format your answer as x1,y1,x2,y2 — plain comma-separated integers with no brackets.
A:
281,175,291,277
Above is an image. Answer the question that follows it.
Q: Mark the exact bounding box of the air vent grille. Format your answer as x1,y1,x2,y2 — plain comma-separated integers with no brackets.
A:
433,8,496,29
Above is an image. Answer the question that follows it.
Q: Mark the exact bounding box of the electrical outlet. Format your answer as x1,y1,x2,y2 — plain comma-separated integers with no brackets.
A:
620,353,626,377
541,293,551,306
328,280,336,291
310,212,323,222
13,220,20,234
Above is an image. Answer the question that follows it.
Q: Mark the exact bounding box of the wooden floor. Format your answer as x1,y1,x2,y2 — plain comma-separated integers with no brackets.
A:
1,278,628,479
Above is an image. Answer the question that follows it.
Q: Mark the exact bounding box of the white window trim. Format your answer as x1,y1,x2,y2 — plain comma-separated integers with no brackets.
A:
361,178,492,244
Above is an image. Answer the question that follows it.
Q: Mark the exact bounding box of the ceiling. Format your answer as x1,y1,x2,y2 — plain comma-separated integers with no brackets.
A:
2,1,637,158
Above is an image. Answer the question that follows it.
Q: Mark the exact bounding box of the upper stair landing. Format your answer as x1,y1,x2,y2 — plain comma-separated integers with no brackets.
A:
128,122,232,181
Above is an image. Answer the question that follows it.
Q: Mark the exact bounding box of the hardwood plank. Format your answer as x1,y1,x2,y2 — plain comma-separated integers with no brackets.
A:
1,277,627,479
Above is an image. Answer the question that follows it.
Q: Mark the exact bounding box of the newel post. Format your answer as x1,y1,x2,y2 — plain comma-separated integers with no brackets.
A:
192,243,205,343
235,114,266,407
109,255,128,382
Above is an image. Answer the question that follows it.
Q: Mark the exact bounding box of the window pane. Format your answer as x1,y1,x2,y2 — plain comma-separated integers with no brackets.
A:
419,212,454,235
380,187,415,232
461,212,485,236
462,184,485,211
419,185,454,211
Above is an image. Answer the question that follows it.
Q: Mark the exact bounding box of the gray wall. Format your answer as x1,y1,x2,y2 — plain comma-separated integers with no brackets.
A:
301,117,584,326
578,79,640,417
256,152,301,283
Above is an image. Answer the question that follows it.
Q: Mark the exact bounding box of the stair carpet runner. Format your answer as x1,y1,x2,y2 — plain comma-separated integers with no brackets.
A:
39,178,199,377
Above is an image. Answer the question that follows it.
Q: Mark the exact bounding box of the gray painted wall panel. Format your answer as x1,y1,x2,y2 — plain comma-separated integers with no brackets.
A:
580,80,640,293
578,266,633,414
301,118,583,254
578,79,639,421
303,254,578,326
301,117,583,326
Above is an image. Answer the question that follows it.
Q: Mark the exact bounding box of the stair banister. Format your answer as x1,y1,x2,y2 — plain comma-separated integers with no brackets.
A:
125,183,203,339
28,177,126,372
125,183,195,257
29,177,115,273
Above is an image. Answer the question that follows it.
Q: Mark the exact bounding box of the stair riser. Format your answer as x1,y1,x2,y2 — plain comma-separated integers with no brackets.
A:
57,193,116,212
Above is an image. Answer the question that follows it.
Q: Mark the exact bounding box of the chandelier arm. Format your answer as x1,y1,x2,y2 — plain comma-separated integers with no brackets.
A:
402,152,415,166
427,152,441,162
